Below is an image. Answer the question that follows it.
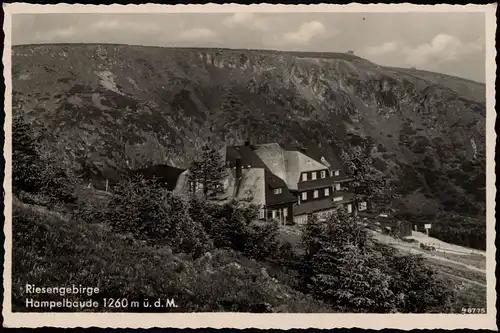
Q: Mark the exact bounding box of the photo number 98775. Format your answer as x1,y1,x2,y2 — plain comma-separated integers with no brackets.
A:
461,308,486,314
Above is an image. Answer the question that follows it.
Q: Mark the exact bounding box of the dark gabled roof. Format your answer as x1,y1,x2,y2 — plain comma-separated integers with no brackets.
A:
294,193,354,216
264,169,297,206
281,143,344,171
226,145,267,169
226,146,241,161
133,164,185,191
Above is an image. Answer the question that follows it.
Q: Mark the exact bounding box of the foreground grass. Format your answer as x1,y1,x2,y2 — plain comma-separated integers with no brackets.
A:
12,200,332,313
424,257,486,313
434,271,487,313
426,257,487,285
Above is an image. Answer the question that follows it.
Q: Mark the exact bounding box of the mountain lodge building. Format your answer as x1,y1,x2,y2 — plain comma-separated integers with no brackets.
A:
169,141,366,225
221,142,365,224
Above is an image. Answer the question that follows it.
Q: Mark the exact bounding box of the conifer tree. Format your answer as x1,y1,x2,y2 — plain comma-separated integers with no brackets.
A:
13,115,79,204
340,145,399,213
12,115,44,193
188,143,227,199
302,207,397,312
302,207,454,313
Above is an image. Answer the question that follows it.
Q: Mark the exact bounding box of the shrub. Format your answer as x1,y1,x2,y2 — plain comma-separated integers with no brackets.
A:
106,175,213,258
377,244,455,313
244,221,280,260
276,241,296,263
209,203,250,252
203,201,279,260
187,195,219,234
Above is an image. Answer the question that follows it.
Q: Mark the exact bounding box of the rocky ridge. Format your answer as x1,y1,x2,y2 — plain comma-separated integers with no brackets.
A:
12,43,486,217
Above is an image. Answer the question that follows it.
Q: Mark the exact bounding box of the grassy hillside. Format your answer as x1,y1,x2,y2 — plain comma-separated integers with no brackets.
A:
12,43,486,243
13,198,332,313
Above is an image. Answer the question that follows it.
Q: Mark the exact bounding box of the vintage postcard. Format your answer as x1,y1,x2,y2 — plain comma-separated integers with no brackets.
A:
2,2,497,330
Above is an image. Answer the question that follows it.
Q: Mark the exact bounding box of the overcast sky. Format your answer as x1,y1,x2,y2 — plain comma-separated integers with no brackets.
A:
12,12,486,82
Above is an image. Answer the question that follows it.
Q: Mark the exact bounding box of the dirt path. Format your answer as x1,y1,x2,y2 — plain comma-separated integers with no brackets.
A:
371,231,486,273
408,231,486,257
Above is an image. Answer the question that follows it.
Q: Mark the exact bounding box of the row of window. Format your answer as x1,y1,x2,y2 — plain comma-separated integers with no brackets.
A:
301,189,343,201
299,183,342,200
301,169,340,182
273,183,342,196
259,202,365,221
259,207,288,220
293,203,354,224
190,182,222,190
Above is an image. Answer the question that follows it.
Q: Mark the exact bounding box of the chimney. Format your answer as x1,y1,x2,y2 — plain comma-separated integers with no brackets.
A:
235,158,242,179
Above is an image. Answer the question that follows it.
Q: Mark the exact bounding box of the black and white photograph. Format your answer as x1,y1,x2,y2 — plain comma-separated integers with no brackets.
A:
2,3,497,330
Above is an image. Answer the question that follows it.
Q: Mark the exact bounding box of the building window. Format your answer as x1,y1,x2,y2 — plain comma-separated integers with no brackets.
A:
273,188,282,195
301,192,307,201
359,202,367,211
334,170,340,176
324,188,330,196
313,190,319,198
272,210,277,219
333,196,343,202
320,170,326,178
311,172,317,180
347,204,352,213
259,209,265,219
334,183,341,191
302,173,308,181
283,207,288,217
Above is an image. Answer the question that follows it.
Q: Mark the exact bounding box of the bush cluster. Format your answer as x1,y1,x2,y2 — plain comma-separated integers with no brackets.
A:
187,198,281,260
13,115,79,206
102,175,213,258
301,208,455,313
74,176,281,262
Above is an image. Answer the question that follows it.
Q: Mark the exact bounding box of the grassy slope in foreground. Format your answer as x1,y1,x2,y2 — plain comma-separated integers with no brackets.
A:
12,198,332,313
